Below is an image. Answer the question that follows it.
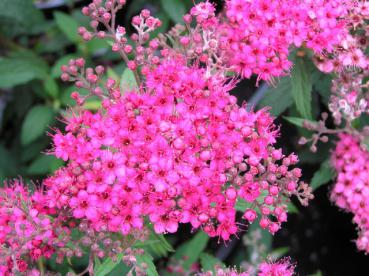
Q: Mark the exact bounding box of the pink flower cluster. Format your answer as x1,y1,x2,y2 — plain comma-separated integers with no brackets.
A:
46,57,307,240
331,134,369,253
257,259,295,276
222,0,364,81
0,181,67,274
313,2,369,73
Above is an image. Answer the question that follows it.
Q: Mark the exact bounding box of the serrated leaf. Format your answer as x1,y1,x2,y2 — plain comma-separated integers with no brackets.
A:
0,54,48,88
291,57,313,119
94,253,124,276
134,226,174,258
136,252,159,276
199,253,224,273
258,77,294,116
21,105,55,145
146,232,174,258
311,160,334,190
54,12,80,43
160,0,186,23
173,231,209,270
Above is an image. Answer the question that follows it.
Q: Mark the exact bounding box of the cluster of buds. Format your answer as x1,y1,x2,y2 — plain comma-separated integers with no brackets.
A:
298,113,338,153
80,0,164,85
61,58,107,105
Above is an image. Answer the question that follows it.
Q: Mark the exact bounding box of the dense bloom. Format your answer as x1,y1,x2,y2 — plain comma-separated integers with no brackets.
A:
0,180,67,274
222,0,368,81
1,0,324,272
46,57,309,241
331,134,369,253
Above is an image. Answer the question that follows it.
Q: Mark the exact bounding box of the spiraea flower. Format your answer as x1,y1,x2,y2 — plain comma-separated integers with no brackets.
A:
47,56,311,241
222,0,367,81
0,180,67,274
331,134,369,253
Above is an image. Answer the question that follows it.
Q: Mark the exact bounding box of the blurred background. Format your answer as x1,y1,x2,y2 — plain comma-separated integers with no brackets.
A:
0,0,367,275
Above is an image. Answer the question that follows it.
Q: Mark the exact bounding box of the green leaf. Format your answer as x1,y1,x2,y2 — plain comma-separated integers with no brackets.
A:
0,53,48,88
44,77,59,99
107,68,120,83
312,70,333,105
160,0,186,23
235,198,253,212
283,116,317,128
21,105,55,146
49,158,65,173
291,56,313,119
258,77,294,116
246,222,272,264
298,141,331,165
287,202,299,214
138,227,174,258
27,155,60,175
199,253,224,273
364,138,369,152
54,12,80,43
21,139,49,163
121,68,138,91
61,86,77,106
83,100,102,111
86,39,110,55
94,253,124,276
0,0,45,36
173,231,209,270
0,145,18,182
136,252,159,276
311,160,334,190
